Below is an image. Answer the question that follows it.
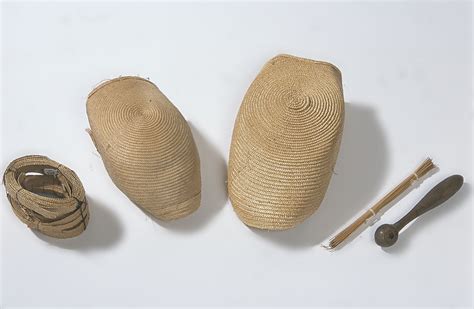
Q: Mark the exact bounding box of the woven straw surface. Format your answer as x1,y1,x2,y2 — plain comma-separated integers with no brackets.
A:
86,76,201,220
3,155,89,238
228,54,345,230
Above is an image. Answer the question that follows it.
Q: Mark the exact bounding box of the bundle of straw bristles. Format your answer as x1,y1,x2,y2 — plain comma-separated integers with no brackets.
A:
323,158,436,250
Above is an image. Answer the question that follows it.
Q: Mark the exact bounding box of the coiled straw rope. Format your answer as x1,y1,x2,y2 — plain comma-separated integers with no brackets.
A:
228,54,345,230
86,76,201,220
3,155,89,238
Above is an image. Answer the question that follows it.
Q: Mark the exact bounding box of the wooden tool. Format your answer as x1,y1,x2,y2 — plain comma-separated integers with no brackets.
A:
374,175,464,247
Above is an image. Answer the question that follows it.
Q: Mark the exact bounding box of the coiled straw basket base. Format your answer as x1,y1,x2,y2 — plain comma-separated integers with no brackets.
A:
228,54,345,230
86,76,201,221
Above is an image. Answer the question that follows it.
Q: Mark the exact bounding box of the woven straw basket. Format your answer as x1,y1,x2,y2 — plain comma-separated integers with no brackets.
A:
228,54,345,230
86,76,201,220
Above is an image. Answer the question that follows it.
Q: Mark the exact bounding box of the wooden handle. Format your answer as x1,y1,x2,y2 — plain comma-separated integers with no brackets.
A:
394,175,464,230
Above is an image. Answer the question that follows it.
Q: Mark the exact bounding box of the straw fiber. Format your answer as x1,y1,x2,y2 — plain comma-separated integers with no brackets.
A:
86,76,201,220
228,54,345,230
3,155,89,238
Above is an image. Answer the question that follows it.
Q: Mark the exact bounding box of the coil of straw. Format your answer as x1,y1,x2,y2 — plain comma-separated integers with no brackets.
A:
228,54,345,230
324,158,435,250
86,76,201,220
3,155,89,238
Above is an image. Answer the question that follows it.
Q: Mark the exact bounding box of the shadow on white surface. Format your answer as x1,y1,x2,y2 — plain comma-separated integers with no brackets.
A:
250,103,389,248
381,181,471,254
34,197,124,250
149,123,228,232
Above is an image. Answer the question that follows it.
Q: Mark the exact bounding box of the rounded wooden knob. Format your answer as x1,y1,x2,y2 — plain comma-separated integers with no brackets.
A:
374,224,399,247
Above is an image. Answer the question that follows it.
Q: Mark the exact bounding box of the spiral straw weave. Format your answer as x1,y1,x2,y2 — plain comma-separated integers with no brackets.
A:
86,76,201,220
228,54,345,230
3,155,89,238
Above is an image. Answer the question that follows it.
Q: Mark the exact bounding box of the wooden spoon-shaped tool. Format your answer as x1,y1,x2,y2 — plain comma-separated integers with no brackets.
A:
374,175,464,247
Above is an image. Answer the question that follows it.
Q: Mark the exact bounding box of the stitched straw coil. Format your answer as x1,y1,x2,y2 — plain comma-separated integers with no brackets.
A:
86,76,200,220
228,54,344,230
3,155,89,238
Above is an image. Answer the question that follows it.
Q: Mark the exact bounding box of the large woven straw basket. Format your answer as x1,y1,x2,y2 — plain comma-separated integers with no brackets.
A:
228,54,344,230
86,76,201,220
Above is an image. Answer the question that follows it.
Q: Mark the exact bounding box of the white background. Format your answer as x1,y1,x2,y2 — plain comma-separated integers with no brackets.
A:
1,1,472,307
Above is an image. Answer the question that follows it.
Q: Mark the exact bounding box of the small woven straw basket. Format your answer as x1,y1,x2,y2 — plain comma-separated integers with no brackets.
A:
228,54,345,230
86,76,201,220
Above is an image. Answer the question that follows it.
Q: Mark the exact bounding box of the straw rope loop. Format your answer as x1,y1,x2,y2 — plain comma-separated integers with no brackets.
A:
228,54,345,230
86,76,201,220
3,155,89,238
